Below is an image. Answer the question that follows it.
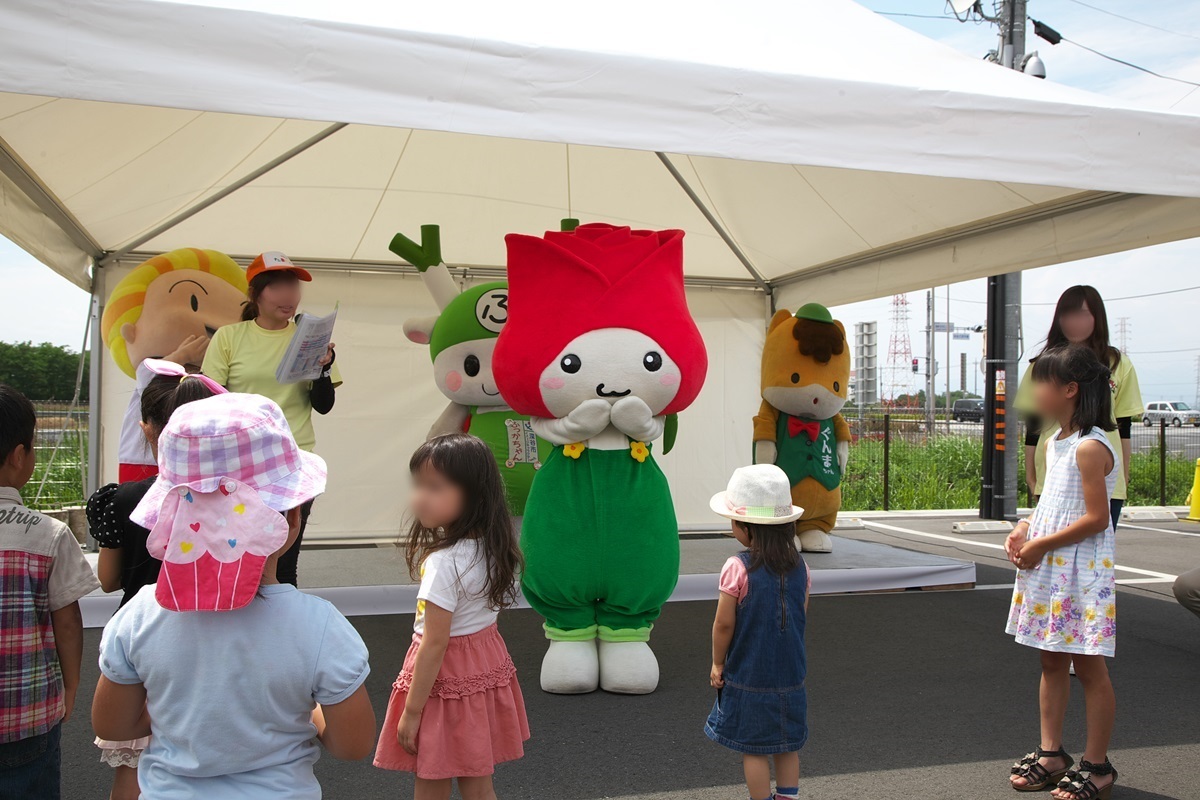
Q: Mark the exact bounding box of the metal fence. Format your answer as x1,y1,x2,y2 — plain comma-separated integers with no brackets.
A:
14,400,1197,514
842,408,1199,511
22,402,89,512
1132,418,1199,507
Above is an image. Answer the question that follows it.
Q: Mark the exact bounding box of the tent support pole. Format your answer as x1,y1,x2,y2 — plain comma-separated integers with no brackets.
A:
654,152,771,296
0,137,103,258
100,122,349,266
86,269,104,500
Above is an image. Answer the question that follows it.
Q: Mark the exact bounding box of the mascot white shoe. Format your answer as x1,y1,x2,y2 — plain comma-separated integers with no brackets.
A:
797,528,834,553
540,641,600,694
598,641,661,694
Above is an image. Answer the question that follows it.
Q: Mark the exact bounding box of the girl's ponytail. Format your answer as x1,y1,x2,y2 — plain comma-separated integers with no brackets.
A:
241,277,263,321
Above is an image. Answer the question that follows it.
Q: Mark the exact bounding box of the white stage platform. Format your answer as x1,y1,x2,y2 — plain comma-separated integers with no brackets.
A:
80,535,975,628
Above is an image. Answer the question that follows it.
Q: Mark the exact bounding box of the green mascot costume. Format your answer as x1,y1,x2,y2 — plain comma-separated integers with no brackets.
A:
494,222,708,695
393,225,549,516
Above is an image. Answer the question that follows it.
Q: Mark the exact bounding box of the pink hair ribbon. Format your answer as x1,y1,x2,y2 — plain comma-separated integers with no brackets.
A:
143,358,228,396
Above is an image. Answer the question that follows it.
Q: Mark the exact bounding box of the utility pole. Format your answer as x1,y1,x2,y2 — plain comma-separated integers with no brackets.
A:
1194,355,1200,408
945,286,952,429
926,289,936,433
980,0,1025,520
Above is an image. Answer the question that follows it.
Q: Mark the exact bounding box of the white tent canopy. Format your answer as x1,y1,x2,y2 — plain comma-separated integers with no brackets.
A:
1,0,1198,540
2,0,1200,303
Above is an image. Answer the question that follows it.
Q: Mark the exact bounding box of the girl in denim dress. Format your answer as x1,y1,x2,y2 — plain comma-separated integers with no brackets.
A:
705,465,810,800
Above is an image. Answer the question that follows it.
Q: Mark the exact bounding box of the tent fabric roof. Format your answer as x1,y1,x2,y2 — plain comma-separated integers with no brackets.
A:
2,0,1199,303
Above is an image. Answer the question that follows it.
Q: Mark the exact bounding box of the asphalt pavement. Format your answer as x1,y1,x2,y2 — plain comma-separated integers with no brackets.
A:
61,514,1200,799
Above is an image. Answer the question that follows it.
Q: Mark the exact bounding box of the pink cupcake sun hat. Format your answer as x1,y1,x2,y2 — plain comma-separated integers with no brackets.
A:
131,393,327,612
709,464,804,525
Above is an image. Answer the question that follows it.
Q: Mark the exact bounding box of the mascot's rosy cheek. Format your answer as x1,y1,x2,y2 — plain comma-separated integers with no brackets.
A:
402,279,551,517
494,222,707,696
752,303,851,553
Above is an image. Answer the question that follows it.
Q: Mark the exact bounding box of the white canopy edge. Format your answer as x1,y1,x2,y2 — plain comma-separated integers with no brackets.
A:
775,193,1200,308
3,0,1200,198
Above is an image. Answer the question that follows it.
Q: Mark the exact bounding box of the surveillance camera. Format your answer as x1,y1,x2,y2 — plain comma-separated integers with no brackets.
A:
1021,52,1047,79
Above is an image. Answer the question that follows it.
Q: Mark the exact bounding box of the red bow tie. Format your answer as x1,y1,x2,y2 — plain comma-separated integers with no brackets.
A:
787,417,821,441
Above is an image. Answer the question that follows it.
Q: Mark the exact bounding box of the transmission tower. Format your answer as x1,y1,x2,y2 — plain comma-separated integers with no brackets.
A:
884,293,916,406
1115,317,1131,354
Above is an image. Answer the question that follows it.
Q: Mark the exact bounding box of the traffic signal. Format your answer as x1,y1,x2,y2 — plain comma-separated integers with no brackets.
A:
911,358,919,373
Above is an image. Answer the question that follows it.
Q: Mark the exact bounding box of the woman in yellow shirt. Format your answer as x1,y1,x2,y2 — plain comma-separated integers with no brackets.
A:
1014,285,1142,530
201,252,340,584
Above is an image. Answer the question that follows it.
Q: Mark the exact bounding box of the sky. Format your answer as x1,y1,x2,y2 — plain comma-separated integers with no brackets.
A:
0,0,1198,402
830,0,1200,404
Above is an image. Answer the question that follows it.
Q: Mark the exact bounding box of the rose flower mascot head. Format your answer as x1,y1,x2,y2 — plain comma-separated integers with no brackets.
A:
102,248,248,482
752,303,851,553
494,222,707,695
391,225,549,517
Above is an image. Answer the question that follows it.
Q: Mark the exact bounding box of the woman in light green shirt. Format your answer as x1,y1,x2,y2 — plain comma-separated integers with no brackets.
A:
1014,285,1142,530
202,252,340,585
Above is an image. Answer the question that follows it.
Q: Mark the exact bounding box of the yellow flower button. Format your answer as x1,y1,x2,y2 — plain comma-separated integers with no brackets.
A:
563,442,585,459
629,441,649,463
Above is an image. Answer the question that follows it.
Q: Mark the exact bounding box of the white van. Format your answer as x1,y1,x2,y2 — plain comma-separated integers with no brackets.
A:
1142,401,1200,427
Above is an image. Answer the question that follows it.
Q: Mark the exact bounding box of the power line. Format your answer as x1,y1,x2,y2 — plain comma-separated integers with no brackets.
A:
878,7,1200,89
875,11,959,21
954,284,1200,306
1030,18,1200,89
1128,346,1200,355
1061,0,1200,42
1061,37,1200,88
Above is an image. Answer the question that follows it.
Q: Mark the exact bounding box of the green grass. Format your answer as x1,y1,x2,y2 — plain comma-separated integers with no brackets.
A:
20,429,88,511
1128,446,1195,507
843,435,1195,511
842,436,988,510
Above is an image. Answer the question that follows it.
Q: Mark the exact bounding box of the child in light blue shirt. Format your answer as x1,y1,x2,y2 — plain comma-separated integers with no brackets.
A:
91,393,376,799
98,583,370,798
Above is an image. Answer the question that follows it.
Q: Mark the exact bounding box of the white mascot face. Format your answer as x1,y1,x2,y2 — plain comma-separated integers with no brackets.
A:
763,385,846,421
432,338,502,407
537,328,681,418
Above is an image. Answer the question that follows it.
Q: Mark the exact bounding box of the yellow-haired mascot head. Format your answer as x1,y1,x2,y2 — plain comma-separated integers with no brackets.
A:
102,248,248,378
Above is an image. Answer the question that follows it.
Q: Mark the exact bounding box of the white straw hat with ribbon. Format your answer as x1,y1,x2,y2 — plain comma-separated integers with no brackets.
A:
709,464,804,525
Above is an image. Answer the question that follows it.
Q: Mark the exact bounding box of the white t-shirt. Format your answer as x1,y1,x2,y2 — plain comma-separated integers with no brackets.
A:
414,538,498,637
117,361,156,466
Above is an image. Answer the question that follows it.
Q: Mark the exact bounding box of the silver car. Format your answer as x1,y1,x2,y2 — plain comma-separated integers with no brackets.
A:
1142,401,1200,427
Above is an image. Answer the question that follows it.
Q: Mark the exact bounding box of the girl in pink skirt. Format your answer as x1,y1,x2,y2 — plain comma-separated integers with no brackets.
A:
375,433,530,798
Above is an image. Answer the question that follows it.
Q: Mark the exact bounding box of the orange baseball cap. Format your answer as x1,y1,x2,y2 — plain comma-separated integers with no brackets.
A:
247,251,312,282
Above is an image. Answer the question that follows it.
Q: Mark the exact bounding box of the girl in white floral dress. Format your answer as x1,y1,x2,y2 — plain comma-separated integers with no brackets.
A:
1004,343,1119,800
